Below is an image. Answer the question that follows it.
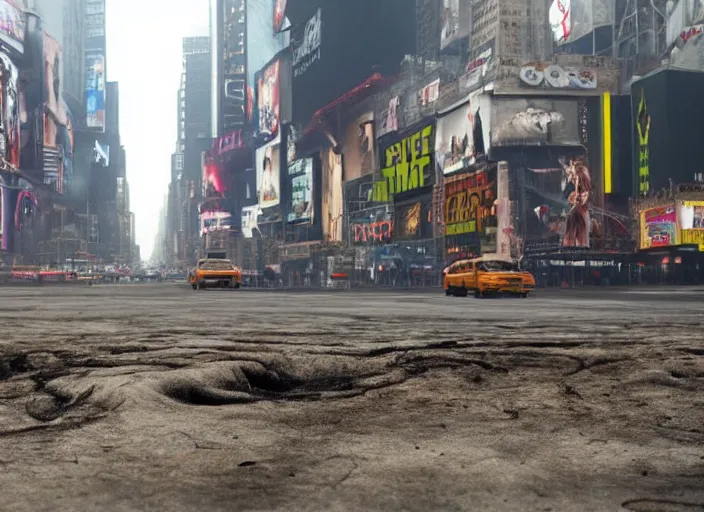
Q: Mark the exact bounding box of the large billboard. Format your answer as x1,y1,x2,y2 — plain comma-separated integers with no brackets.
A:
0,0,25,54
631,70,704,197
286,157,313,224
373,121,435,202
395,190,433,241
0,53,20,170
85,0,106,132
43,32,69,193
255,134,281,208
247,0,288,122
435,92,491,176
491,98,581,146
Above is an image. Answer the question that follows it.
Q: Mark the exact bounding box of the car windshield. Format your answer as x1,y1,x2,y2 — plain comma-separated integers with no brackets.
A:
477,260,519,272
198,260,234,271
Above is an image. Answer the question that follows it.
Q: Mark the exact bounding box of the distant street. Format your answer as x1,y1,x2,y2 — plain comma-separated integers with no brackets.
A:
1,284,703,511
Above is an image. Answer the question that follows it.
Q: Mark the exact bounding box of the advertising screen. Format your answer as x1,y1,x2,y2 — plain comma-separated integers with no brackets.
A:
92,140,109,167
436,93,491,176
203,159,225,200
85,53,105,130
0,53,20,169
256,59,280,139
255,134,281,208
639,204,678,249
0,0,25,54
43,33,67,147
373,122,435,202
287,158,313,224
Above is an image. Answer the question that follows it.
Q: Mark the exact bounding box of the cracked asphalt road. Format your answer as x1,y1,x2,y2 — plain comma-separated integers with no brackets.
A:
1,284,703,511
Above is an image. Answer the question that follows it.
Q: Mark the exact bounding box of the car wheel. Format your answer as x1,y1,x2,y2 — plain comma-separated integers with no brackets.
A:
192,284,197,290
445,287,452,296
521,292,528,298
234,282,240,289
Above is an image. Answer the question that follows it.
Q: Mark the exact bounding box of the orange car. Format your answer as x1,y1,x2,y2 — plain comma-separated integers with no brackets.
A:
443,255,535,298
189,258,242,290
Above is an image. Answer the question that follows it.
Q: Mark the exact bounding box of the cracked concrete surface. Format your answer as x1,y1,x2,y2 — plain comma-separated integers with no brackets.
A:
0,284,703,511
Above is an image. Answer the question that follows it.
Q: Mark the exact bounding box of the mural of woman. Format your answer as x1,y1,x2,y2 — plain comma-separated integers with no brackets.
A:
560,156,591,247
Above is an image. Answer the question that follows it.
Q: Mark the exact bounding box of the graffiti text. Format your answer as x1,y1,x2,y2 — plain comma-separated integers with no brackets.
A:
373,124,434,202
352,221,393,244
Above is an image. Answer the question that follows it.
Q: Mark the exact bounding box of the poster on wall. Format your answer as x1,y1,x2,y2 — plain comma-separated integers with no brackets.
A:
677,201,704,250
436,92,491,176
491,98,580,146
440,0,470,50
0,0,25,54
444,166,497,249
640,205,678,249
373,121,435,202
287,158,313,224
257,59,280,139
242,205,262,238
255,135,281,208
0,53,20,170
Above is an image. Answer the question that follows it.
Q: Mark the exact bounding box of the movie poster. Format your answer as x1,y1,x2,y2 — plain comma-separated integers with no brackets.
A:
287,158,313,224
257,60,280,139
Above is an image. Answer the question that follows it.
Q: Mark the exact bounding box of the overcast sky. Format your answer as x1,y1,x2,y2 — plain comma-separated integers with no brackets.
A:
106,0,209,260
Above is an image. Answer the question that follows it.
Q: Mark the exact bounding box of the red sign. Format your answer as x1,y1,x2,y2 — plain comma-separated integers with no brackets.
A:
352,220,392,244
214,130,244,155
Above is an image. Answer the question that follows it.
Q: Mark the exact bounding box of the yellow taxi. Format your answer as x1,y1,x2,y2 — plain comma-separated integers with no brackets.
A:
189,258,242,290
443,255,535,298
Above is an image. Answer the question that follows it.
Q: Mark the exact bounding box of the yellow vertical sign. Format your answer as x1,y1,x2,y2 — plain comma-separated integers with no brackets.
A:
602,92,612,194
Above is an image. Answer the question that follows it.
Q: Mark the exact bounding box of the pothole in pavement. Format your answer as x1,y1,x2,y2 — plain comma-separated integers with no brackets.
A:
158,361,374,406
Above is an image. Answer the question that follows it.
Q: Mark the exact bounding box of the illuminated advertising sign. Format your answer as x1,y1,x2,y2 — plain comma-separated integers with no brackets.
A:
241,205,261,238
287,158,313,224
373,122,435,202
639,205,678,249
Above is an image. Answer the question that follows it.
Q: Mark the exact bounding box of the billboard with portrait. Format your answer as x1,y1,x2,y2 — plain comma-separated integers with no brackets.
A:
256,59,280,140
0,53,20,170
255,134,281,208
247,0,289,123
0,0,25,54
287,157,313,224
639,205,678,250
